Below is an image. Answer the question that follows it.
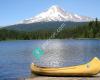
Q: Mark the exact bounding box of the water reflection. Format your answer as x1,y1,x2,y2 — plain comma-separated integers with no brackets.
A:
33,39,95,67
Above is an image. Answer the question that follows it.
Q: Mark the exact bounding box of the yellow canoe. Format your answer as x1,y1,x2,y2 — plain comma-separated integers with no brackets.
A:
31,57,100,76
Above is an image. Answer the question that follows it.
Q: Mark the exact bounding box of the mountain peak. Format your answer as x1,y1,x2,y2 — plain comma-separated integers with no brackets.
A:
19,5,93,24
49,5,62,11
49,5,60,9
48,5,65,14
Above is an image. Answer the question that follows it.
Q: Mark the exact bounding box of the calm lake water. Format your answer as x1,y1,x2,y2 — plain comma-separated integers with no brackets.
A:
0,39,100,79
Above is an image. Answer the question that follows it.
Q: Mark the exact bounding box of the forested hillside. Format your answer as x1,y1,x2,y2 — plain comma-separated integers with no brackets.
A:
0,19,100,40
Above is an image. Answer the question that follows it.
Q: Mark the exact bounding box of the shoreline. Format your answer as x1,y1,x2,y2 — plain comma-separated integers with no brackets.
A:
26,73,100,80
0,38,100,41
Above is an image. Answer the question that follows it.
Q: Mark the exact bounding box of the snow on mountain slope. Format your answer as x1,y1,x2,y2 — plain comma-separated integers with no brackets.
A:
19,5,93,24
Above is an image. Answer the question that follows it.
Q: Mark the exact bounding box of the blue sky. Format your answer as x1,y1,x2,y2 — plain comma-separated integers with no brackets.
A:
0,0,99,26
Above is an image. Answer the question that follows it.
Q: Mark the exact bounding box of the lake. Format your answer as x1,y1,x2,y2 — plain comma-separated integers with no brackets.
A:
0,39,100,79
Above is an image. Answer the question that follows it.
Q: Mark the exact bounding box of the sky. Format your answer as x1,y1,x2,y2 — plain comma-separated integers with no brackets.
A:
0,0,100,26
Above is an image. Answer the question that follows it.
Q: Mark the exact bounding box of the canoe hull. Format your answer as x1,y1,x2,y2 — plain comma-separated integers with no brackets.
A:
31,57,100,76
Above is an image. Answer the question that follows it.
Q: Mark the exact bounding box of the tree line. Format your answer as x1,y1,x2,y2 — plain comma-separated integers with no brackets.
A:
0,18,100,41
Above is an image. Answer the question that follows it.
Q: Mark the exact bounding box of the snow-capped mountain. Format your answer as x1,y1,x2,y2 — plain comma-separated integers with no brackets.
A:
19,5,93,24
